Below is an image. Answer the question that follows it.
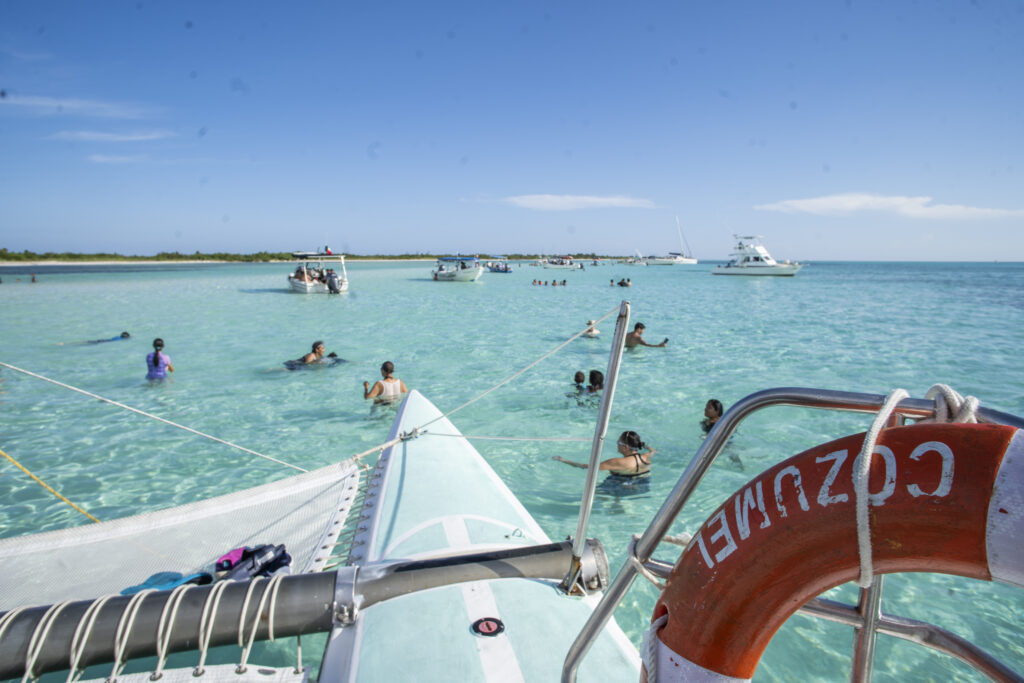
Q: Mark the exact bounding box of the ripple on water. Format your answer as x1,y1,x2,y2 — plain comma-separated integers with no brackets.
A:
1,261,1023,679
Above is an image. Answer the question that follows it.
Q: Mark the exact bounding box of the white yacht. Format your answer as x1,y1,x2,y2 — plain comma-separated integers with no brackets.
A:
712,235,802,276
645,217,698,265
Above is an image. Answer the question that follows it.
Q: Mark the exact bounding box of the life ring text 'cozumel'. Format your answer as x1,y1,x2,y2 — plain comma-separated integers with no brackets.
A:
648,423,1024,682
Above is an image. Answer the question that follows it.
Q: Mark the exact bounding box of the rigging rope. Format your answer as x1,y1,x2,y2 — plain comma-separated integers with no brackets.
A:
2,307,618,503
0,361,307,473
415,306,620,434
343,308,619,461
0,448,100,524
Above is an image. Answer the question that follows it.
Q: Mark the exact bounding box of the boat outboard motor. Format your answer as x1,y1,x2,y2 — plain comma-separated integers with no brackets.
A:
327,271,342,294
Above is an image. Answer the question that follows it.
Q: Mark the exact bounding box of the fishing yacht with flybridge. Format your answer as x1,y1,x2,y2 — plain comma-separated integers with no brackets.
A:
712,234,802,275
1,303,1022,681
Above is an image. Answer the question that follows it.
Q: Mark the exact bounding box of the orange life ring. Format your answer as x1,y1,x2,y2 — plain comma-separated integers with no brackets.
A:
648,423,1024,681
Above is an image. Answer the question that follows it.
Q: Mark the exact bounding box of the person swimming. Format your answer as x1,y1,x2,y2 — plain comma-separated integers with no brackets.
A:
583,320,599,338
701,398,724,434
572,370,586,394
283,341,341,370
59,331,130,346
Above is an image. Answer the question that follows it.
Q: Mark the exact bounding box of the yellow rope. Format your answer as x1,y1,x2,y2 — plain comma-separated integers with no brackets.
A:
0,447,101,523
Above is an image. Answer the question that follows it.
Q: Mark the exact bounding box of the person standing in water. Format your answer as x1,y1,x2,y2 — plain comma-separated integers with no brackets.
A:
146,338,174,381
624,322,667,348
363,361,408,403
552,430,655,477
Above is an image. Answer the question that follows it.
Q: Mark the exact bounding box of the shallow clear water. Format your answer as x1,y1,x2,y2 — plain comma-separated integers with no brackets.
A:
1,259,1023,680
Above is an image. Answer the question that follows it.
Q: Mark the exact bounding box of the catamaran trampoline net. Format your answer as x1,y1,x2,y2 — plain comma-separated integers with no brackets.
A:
0,461,361,611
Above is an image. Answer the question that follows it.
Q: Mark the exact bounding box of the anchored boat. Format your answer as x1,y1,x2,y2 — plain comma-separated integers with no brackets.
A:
712,234,802,275
485,256,513,273
644,217,698,266
287,251,349,293
432,255,484,281
540,256,581,270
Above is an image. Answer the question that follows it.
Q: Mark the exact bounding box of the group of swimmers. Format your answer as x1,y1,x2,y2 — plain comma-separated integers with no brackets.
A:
532,279,568,286
141,338,408,407
572,370,604,395
612,279,631,287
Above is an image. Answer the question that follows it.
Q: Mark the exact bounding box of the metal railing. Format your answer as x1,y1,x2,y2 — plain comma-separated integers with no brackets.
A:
0,539,608,679
562,387,1024,682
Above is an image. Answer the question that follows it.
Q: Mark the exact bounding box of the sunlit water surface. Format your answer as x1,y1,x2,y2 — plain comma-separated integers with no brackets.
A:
1,260,1022,681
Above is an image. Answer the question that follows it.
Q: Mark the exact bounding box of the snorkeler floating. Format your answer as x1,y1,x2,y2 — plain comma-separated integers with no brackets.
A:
58,331,131,346
283,341,343,370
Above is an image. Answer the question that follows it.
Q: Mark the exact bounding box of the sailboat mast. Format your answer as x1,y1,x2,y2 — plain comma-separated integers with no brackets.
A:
675,215,693,258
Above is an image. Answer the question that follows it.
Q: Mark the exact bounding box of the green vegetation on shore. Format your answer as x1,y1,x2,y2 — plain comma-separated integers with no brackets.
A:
0,248,621,262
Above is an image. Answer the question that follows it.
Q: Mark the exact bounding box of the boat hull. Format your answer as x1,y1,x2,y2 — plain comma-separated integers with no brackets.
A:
645,257,698,266
287,277,349,293
320,391,640,681
711,264,802,276
433,265,484,281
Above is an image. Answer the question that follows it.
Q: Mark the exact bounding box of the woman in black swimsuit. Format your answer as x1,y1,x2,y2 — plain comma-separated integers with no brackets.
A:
552,430,655,477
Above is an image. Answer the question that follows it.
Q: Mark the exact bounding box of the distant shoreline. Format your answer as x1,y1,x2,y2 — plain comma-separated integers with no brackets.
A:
0,258,437,266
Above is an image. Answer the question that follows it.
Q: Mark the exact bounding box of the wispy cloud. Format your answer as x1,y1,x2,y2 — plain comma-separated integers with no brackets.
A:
88,154,146,164
1,94,151,119
504,194,655,211
755,193,1024,219
49,130,175,142
1,47,53,62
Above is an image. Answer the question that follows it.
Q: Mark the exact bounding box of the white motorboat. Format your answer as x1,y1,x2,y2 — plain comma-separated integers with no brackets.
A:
287,251,349,293
433,255,484,281
486,257,513,273
644,217,699,265
540,255,581,269
711,234,803,276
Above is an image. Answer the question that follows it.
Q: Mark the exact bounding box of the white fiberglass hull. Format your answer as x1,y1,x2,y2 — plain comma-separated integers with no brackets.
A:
433,265,484,281
711,263,802,276
287,276,349,293
320,391,640,681
645,257,698,266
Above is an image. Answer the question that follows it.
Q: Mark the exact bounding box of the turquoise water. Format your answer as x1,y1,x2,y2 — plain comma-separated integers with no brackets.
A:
1,260,1023,680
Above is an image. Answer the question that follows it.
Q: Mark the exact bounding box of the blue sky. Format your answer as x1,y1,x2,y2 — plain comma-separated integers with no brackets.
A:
1,1,1021,260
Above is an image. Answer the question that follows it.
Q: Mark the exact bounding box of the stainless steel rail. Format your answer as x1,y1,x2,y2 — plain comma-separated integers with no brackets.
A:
0,538,605,679
563,300,630,592
562,387,1024,682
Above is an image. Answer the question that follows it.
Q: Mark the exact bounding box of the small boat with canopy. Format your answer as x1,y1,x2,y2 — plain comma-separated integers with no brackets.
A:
432,255,484,281
287,250,349,293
